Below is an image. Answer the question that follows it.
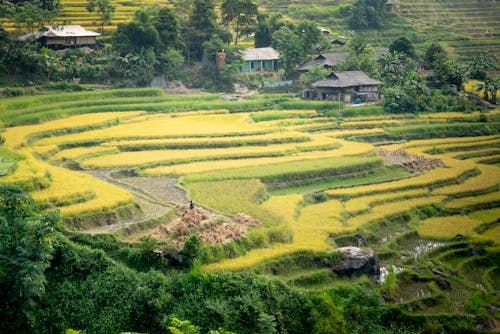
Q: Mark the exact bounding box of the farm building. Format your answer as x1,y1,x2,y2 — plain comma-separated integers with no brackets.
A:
296,52,349,73
20,25,100,50
297,48,388,74
307,71,382,102
240,47,280,72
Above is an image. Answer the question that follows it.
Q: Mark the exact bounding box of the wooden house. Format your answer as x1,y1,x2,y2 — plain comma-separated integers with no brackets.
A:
240,47,280,72
20,25,100,50
309,71,381,102
296,53,349,73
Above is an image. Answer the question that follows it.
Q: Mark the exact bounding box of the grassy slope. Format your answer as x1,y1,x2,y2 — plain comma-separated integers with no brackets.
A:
264,0,499,65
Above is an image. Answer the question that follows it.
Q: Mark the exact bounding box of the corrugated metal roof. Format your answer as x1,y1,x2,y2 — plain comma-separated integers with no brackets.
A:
240,47,280,61
20,25,100,40
296,52,348,72
312,71,382,88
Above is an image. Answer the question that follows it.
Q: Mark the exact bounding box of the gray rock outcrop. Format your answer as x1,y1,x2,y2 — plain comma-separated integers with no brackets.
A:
329,246,380,278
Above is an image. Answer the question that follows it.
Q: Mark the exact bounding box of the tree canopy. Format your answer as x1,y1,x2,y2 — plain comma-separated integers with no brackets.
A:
221,0,258,45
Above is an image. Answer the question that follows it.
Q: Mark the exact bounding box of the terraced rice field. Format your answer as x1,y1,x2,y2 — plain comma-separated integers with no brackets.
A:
0,89,499,316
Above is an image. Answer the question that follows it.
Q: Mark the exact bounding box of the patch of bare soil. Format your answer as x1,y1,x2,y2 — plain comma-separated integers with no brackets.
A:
116,175,187,204
164,81,204,95
150,204,261,249
378,148,445,174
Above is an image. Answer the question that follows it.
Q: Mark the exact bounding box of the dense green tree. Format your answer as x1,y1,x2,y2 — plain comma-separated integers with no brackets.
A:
439,60,468,91
158,48,185,80
154,7,182,50
389,36,416,58
300,64,329,87
468,54,496,80
0,185,60,332
424,43,448,68
254,13,284,48
379,51,428,113
272,25,303,74
112,47,156,86
12,2,58,31
337,37,378,76
186,0,219,61
86,0,115,33
112,9,161,55
221,0,258,45
271,20,321,75
180,235,207,268
348,0,387,29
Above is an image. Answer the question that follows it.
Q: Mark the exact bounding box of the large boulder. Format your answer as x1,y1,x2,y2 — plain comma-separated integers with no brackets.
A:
329,246,380,278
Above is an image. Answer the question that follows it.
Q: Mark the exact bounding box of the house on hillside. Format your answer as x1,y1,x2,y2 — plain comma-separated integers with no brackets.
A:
240,47,280,72
296,52,349,74
20,25,100,50
307,71,382,102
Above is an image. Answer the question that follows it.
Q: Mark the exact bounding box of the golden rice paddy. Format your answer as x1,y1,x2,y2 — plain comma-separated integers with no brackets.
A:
0,91,498,272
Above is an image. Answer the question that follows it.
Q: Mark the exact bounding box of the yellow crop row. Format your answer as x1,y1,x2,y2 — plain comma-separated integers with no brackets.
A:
327,157,474,198
38,113,279,146
419,111,495,120
31,164,95,203
344,188,429,215
384,135,500,151
432,164,500,196
471,154,500,164
322,128,385,138
445,147,500,160
50,146,118,162
0,149,47,184
481,226,500,244
80,135,341,168
423,138,500,153
4,111,142,149
251,109,317,118
32,144,58,157
346,196,447,229
445,191,500,210
102,131,309,148
296,199,345,238
468,207,500,224
416,215,483,239
342,119,405,127
143,140,373,176
203,195,344,271
60,178,134,216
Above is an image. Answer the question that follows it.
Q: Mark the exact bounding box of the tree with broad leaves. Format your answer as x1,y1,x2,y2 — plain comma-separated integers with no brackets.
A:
0,185,60,332
477,77,498,104
86,0,115,33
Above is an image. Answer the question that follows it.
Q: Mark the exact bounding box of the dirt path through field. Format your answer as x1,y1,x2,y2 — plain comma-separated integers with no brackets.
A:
80,169,187,234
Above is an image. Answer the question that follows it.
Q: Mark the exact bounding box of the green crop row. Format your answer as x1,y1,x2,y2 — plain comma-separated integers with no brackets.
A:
0,88,164,113
386,122,500,140
185,156,383,183
117,136,311,151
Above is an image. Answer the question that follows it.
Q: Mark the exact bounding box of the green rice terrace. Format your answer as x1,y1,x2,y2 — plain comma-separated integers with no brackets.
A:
263,0,500,64
0,88,499,332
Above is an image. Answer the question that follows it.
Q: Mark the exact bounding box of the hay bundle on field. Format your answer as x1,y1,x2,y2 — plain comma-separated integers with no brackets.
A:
151,207,262,248
378,148,445,173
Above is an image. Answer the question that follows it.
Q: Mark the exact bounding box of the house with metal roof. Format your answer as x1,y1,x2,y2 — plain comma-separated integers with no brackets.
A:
297,47,389,74
309,71,382,102
20,25,100,49
296,52,349,73
240,47,280,72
